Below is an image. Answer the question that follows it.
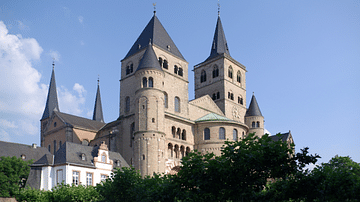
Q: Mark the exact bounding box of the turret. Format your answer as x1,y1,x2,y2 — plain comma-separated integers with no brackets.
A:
93,79,104,123
245,94,264,137
40,62,59,146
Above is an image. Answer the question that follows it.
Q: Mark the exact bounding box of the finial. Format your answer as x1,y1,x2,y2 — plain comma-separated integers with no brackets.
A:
153,3,156,15
217,0,220,16
252,92,254,96
52,58,55,70
97,75,100,86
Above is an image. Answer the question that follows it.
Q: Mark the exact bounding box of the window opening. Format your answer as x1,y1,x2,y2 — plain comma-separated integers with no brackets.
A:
175,97,180,112
142,77,147,88
204,128,210,140
233,129,238,140
149,77,153,87
200,70,206,83
219,127,225,140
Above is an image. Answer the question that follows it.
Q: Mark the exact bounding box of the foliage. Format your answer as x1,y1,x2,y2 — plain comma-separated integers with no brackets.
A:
16,183,99,202
172,133,319,201
0,156,33,197
96,167,177,202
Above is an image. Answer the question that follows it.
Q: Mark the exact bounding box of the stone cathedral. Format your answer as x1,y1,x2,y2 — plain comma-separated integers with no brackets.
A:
40,11,294,176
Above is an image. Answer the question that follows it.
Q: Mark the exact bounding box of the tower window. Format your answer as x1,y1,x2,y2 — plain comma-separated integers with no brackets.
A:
152,118,155,123
149,77,154,88
48,145,51,152
164,92,168,108
182,129,186,140
228,66,233,79
54,122,57,127
217,92,220,99
219,127,225,140
213,66,219,78
231,93,234,100
125,97,130,112
178,67,183,76
175,97,180,112
204,128,210,140
212,93,216,100
252,121,255,128
163,60,168,69
159,57,163,67
238,96,243,105
237,71,241,83
256,121,260,128
174,65,178,74
142,155,145,160
200,70,206,83
142,77,147,88
53,140,56,153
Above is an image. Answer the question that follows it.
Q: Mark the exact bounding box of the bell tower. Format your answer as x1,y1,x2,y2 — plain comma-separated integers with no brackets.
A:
194,15,247,123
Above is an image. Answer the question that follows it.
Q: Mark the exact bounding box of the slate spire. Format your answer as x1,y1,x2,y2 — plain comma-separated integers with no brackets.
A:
245,94,263,117
92,78,104,123
41,62,59,120
136,40,163,72
206,16,230,61
123,13,184,60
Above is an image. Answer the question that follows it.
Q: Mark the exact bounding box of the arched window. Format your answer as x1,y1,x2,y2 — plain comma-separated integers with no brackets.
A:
149,77,153,88
174,145,179,158
142,155,145,160
213,66,219,78
174,65,178,74
238,96,243,105
164,92,168,108
130,64,133,73
228,66,233,79
126,66,130,75
237,71,241,83
172,126,176,138
125,97,130,112
180,146,185,159
178,67,183,76
231,93,234,100
142,77,147,88
163,60,168,69
177,128,181,139
186,147,190,156
53,140,56,153
256,121,260,128
204,128,210,140
219,127,226,139
217,92,220,99
252,121,255,128
182,129,186,140
212,93,216,100
228,92,231,99
200,70,206,83
158,57,163,66
233,129,238,140
168,143,173,158
175,97,180,112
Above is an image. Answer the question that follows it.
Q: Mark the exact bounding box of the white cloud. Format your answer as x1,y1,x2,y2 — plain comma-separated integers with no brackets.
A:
49,50,60,61
58,83,86,116
78,16,84,24
0,21,88,143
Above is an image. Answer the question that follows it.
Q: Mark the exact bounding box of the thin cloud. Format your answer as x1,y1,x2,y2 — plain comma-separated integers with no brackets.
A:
49,50,61,61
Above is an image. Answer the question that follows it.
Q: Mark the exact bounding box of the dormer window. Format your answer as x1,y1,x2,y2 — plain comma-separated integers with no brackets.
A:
101,154,106,163
116,160,121,167
81,153,86,161
21,154,26,160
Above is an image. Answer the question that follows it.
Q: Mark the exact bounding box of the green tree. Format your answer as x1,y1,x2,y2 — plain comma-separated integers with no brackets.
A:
172,133,319,201
0,156,33,197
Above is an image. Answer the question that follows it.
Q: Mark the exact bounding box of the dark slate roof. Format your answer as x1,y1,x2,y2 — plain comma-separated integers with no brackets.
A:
52,142,129,169
55,111,106,131
205,16,230,62
123,13,185,60
136,43,163,72
0,141,51,163
269,132,291,142
26,167,42,189
245,94,263,117
41,67,59,120
92,83,104,123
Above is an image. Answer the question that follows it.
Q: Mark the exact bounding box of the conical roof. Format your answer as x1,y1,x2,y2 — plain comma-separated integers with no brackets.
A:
136,43,163,72
206,16,230,61
245,94,263,117
41,65,59,120
92,82,104,123
123,13,185,60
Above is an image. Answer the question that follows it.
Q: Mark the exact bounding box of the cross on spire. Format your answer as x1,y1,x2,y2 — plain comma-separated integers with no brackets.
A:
218,0,221,16
153,3,156,15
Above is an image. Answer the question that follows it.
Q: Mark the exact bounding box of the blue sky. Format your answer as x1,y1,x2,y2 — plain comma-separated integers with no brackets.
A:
0,1,359,164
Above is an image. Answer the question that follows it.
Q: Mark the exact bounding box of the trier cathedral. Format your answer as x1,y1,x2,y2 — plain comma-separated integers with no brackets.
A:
40,11,294,176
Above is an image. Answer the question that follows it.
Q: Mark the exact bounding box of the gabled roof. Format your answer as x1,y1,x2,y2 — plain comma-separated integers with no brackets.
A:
0,141,51,163
123,13,185,61
195,113,232,122
52,142,129,169
41,65,59,120
55,111,106,132
136,43,163,72
245,94,263,117
269,132,292,143
93,83,104,123
206,16,230,62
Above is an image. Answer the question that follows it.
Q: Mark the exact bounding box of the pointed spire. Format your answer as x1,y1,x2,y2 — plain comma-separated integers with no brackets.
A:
136,42,163,72
206,16,230,61
93,77,104,123
41,62,59,120
123,14,185,61
245,94,263,117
